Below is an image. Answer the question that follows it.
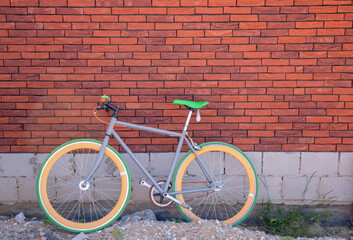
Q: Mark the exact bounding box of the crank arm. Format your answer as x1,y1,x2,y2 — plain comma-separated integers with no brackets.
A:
140,179,192,210
139,180,152,189
163,193,192,211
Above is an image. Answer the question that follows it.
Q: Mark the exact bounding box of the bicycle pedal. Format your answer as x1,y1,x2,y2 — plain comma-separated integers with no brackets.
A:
139,180,151,189
183,203,192,211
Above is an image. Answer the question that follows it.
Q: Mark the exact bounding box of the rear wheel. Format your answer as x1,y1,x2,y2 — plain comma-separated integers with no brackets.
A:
37,139,130,232
173,142,257,226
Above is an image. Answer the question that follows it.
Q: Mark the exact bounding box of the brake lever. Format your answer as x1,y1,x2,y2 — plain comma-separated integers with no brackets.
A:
95,103,106,113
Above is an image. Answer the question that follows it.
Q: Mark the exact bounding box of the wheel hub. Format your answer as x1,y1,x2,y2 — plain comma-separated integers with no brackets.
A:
211,182,223,191
79,180,90,191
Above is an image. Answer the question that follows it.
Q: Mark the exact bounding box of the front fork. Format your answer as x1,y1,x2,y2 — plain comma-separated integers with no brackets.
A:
83,116,116,184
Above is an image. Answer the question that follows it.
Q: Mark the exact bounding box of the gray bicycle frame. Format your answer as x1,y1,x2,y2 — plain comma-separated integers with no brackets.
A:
84,109,216,197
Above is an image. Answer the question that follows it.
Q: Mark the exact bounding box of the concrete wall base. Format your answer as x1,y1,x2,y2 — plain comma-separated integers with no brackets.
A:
0,151,352,208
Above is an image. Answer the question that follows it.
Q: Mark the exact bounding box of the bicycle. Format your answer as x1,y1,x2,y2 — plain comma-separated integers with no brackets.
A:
37,95,258,233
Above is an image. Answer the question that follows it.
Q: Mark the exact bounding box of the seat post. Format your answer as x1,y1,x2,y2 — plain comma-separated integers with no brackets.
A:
183,109,193,133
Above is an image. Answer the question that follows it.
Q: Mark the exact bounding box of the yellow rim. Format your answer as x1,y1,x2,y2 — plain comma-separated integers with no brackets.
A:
38,142,129,231
175,145,256,225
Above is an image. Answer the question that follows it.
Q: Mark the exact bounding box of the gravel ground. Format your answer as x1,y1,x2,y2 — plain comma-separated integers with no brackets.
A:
0,211,351,240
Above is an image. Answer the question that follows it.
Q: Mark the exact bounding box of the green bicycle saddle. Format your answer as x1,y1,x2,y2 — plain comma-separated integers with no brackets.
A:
173,99,209,109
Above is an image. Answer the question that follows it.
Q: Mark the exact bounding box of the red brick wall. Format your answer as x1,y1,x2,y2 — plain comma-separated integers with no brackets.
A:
0,0,352,153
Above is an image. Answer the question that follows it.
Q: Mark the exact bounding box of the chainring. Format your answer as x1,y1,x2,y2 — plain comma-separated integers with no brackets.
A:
149,181,173,208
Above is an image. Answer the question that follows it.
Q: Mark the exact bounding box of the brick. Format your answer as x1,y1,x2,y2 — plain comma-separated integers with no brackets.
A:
0,0,10,6
261,29,288,36
92,30,120,37
300,51,327,58
0,53,21,59
44,22,71,30
37,30,65,37
140,8,166,14
152,0,179,6
294,0,323,5
111,8,137,15
16,22,43,29
296,21,323,28
147,15,173,22
230,14,258,21
152,61,178,69
203,30,232,37
343,44,353,50
166,7,194,15
207,59,233,66
237,0,264,6
179,0,205,6
316,14,344,20
62,16,90,23
166,38,193,45
336,36,353,43
325,21,352,28
318,28,345,35
287,14,315,21
266,0,293,5
262,59,289,65
68,0,94,6
333,66,353,72
255,7,281,14
194,7,222,14
251,116,278,123
338,5,353,12
239,22,267,29
56,7,82,14
345,13,353,20
83,8,111,15
207,0,235,6
325,0,350,5
35,14,62,22
268,22,295,30
203,15,229,22
289,29,316,36
90,0,119,6
11,0,38,6
328,51,353,58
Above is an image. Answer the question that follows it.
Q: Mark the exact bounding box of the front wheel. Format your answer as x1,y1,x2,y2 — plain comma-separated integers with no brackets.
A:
37,139,131,233
173,142,258,226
